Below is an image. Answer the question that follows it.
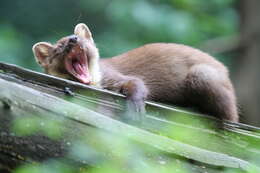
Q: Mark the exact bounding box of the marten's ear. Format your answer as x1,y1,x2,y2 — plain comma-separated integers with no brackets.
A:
32,42,54,67
74,23,94,42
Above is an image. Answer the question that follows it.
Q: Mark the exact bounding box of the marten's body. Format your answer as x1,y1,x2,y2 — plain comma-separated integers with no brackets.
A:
33,23,239,122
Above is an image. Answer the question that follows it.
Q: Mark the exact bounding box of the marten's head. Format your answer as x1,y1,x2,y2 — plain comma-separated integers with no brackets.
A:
33,23,101,85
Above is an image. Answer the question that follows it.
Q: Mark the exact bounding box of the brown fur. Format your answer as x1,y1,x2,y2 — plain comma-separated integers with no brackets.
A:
33,23,239,122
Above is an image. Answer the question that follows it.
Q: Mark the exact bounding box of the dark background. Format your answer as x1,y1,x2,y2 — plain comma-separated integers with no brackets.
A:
0,0,259,126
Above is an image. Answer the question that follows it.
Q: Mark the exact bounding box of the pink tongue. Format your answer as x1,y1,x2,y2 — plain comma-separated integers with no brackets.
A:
73,62,84,74
73,61,90,84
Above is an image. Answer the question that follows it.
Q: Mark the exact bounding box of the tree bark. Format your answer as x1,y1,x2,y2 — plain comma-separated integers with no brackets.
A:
235,0,260,126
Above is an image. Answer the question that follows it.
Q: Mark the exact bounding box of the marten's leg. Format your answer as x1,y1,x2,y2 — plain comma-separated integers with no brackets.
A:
116,77,149,121
120,77,148,111
102,71,148,121
185,64,238,122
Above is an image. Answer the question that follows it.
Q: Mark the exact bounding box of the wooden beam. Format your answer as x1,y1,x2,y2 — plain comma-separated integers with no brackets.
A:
0,78,256,170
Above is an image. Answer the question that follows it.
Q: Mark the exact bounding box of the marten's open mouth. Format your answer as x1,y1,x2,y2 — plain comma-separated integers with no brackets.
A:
65,44,91,84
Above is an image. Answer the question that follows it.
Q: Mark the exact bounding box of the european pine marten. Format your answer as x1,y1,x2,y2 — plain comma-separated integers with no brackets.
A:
33,23,239,122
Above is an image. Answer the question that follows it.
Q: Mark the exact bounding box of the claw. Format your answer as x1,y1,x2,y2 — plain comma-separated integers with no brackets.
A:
123,99,146,123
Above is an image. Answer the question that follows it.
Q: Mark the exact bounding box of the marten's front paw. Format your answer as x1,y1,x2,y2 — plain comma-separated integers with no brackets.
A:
120,78,148,122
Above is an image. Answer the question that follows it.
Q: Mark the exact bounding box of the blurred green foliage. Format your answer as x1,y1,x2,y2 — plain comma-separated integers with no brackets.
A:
12,115,65,139
0,0,238,71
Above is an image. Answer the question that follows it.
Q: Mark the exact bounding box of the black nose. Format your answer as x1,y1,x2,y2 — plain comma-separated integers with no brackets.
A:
69,36,77,43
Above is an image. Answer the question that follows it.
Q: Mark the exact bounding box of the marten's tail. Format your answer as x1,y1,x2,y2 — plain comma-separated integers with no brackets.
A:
185,64,238,122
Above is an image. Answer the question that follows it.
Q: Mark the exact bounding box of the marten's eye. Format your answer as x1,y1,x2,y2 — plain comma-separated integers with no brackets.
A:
55,42,65,49
58,43,65,48
53,48,59,55
53,44,65,55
